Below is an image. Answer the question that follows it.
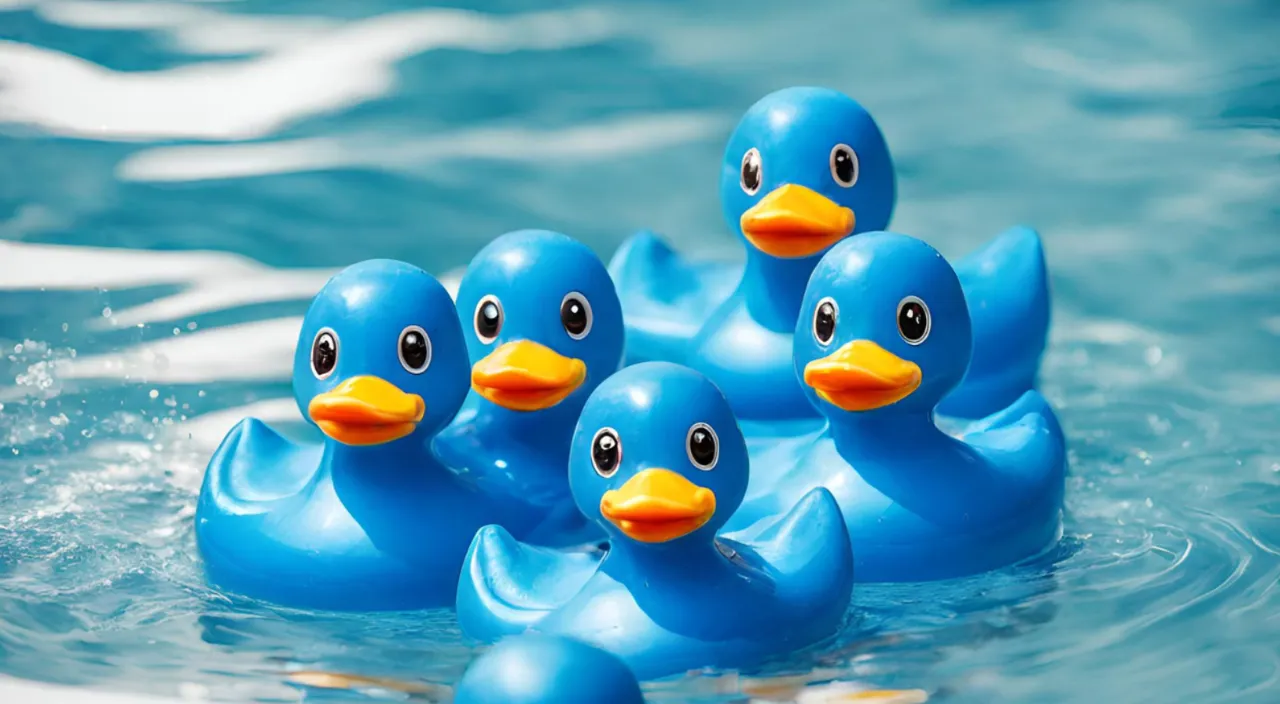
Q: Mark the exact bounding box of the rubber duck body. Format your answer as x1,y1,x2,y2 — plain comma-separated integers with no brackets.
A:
457,362,853,680
610,87,1049,422
435,230,624,547
196,260,537,610
727,233,1066,582
454,635,645,704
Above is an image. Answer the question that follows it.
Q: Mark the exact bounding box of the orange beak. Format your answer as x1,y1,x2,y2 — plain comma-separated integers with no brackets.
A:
803,340,922,411
471,340,587,412
308,375,425,445
740,184,855,258
599,469,717,543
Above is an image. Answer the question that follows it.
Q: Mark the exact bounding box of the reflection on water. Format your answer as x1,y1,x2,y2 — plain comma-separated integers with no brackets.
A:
2,0,1280,702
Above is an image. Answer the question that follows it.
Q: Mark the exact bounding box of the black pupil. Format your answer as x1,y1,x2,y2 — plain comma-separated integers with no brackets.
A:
834,148,856,183
401,330,428,369
313,334,336,375
899,301,928,341
593,432,619,474
689,428,716,467
477,301,501,339
741,151,761,191
561,297,588,336
815,302,836,343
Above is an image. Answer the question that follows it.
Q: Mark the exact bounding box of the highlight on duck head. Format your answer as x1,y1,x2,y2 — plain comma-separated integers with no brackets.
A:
291,259,470,446
568,362,749,546
455,230,624,414
793,232,973,417
720,86,896,261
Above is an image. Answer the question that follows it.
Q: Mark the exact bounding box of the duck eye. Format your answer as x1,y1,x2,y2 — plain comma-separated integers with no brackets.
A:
398,325,432,374
740,148,762,195
686,422,718,470
897,296,930,345
591,428,621,478
560,292,593,340
474,295,503,344
813,297,838,345
311,328,338,379
829,144,859,187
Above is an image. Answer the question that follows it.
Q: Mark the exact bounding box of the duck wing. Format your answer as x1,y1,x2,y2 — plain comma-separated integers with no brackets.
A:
738,487,853,616
608,230,741,365
456,525,603,642
941,226,1051,419
199,417,320,515
962,390,1067,494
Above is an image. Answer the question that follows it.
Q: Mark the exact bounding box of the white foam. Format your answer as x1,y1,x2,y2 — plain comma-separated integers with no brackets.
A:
0,241,462,328
35,1,336,56
117,112,726,182
59,317,303,383
106,269,337,328
173,397,302,456
0,676,181,704
0,6,620,140
0,240,267,290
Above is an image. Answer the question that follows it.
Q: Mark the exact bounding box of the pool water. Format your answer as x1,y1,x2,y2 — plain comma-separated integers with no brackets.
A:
2,0,1279,701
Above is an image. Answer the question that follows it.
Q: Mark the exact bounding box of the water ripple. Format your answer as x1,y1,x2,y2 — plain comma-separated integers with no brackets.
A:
3,0,1280,702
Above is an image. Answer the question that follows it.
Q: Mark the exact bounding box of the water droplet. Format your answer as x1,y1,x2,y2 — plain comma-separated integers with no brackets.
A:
187,322,198,331
149,389,159,400
172,327,181,336
102,306,112,318
60,323,69,332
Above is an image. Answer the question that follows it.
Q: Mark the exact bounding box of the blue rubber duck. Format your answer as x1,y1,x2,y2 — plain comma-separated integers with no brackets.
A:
196,260,540,610
434,230,624,546
609,86,1049,421
457,362,853,680
726,233,1067,582
454,635,645,704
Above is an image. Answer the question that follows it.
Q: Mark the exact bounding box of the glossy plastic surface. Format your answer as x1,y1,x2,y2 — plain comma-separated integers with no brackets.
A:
454,635,645,704
610,86,1049,421
196,260,548,610
457,362,853,680
725,233,1067,582
435,230,625,547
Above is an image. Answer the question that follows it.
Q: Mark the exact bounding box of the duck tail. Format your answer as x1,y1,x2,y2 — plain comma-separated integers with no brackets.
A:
964,389,1068,483
749,488,854,614
941,226,1051,419
456,525,600,643
198,417,290,515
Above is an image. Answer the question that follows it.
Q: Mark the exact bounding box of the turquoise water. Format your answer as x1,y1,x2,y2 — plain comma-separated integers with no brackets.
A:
2,0,1279,701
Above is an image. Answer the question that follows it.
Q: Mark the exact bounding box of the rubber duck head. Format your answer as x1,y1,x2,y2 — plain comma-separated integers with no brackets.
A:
569,362,748,547
291,259,470,447
794,232,972,418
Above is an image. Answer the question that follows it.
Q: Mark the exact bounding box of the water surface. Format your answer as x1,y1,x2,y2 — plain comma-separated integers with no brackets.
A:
2,0,1279,702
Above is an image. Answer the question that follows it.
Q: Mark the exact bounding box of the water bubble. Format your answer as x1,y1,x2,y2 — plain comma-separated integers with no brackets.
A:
102,306,112,318
187,322,198,331
149,390,160,400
